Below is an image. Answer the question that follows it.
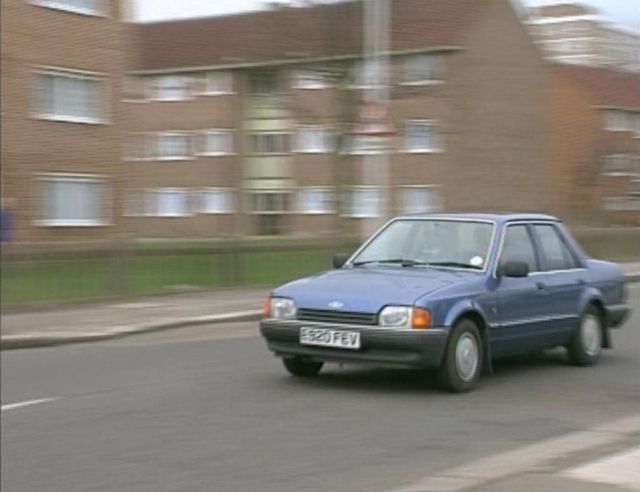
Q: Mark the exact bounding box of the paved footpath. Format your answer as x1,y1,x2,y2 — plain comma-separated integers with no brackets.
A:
2,262,639,350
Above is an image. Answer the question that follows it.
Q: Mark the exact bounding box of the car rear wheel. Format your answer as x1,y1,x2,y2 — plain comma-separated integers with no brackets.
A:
282,357,324,377
568,306,603,366
438,319,483,393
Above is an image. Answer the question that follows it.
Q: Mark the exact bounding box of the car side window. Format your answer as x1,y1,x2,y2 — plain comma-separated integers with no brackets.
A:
500,225,538,272
533,224,578,271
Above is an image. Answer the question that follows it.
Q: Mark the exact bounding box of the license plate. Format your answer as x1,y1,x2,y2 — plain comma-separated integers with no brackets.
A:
299,327,361,350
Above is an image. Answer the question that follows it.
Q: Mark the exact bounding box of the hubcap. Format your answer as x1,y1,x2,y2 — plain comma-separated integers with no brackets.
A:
455,333,479,382
581,315,602,357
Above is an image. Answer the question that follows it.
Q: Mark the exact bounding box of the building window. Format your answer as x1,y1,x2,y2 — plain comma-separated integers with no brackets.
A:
404,54,444,84
249,132,290,155
200,71,234,95
296,126,331,153
200,188,235,214
298,187,334,214
198,130,234,156
400,186,441,214
295,70,332,89
39,174,107,226
249,192,291,215
603,197,640,212
602,155,632,176
343,187,380,218
148,75,192,101
604,110,627,131
405,120,442,153
155,132,191,160
150,189,190,217
249,71,281,95
343,134,383,155
35,69,106,123
32,0,105,16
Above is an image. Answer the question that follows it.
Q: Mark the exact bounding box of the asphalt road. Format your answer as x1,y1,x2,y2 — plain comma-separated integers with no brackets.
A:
2,286,639,492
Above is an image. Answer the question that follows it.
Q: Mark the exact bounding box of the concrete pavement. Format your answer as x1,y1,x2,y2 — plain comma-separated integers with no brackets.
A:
2,262,639,350
1,286,638,492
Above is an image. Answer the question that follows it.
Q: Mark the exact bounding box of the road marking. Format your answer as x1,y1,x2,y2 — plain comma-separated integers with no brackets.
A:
388,414,640,492
1,398,59,412
562,446,640,491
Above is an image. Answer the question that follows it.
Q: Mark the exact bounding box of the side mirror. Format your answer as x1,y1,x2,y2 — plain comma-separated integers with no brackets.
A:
333,253,350,269
498,261,530,278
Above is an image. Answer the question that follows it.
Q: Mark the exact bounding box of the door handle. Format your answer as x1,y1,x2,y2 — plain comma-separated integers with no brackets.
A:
536,282,546,290
576,278,586,285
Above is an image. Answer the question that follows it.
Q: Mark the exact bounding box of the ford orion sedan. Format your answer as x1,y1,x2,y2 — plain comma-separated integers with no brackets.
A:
260,214,630,392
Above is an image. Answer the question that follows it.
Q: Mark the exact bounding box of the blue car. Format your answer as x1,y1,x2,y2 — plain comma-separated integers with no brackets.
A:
260,213,630,392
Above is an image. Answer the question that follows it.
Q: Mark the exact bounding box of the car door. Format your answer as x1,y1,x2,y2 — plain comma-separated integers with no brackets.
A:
493,223,549,357
530,223,585,345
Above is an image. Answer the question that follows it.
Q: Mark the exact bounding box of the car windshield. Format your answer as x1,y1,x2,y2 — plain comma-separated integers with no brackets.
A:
352,219,495,270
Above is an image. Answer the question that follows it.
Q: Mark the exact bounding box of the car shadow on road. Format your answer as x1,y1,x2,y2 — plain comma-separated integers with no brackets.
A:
277,348,583,394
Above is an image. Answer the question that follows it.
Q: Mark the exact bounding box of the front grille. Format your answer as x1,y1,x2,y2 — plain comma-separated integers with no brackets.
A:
297,308,377,326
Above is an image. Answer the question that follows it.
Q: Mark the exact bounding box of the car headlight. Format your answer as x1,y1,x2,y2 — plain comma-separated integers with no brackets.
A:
267,297,297,320
379,306,411,327
379,306,431,329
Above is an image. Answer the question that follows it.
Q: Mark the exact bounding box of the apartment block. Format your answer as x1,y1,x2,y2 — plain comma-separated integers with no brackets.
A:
123,0,550,238
525,3,640,73
550,65,640,225
1,0,126,242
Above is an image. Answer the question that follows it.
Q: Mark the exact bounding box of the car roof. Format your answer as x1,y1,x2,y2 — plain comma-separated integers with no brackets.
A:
396,212,559,224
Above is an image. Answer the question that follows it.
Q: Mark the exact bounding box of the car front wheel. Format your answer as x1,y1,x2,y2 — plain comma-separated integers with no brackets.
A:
282,357,324,377
568,306,603,366
438,319,483,393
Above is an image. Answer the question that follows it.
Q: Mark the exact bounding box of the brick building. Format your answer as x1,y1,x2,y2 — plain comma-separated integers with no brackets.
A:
550,65,640,225
525,3,640,73
122,0,551,238
1,0,126,242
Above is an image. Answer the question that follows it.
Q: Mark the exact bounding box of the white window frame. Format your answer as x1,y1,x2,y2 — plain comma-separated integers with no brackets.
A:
34,67,109,125
30,0,106,17
398,185,442,214
196,129,235,157
296,125,331,154
402,54,444,86
200,188,235,214
342,186,381,219
294,70,333,90
404,119,443,153
147,75,193,102
36,173,110,227
154,132,193,161
297,187,335,215
199,71,234,96
150,188,192,218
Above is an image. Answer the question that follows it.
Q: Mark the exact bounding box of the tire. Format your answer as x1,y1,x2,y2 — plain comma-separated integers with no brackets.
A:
568,306,603,366
438,319,483,393
282,357,324,377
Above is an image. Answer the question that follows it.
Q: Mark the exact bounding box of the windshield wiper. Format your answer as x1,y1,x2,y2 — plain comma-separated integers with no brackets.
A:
425,261,482,270
352,258,427,268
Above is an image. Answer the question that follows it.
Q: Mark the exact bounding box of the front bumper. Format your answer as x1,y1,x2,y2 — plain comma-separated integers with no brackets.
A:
260,320,450,369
